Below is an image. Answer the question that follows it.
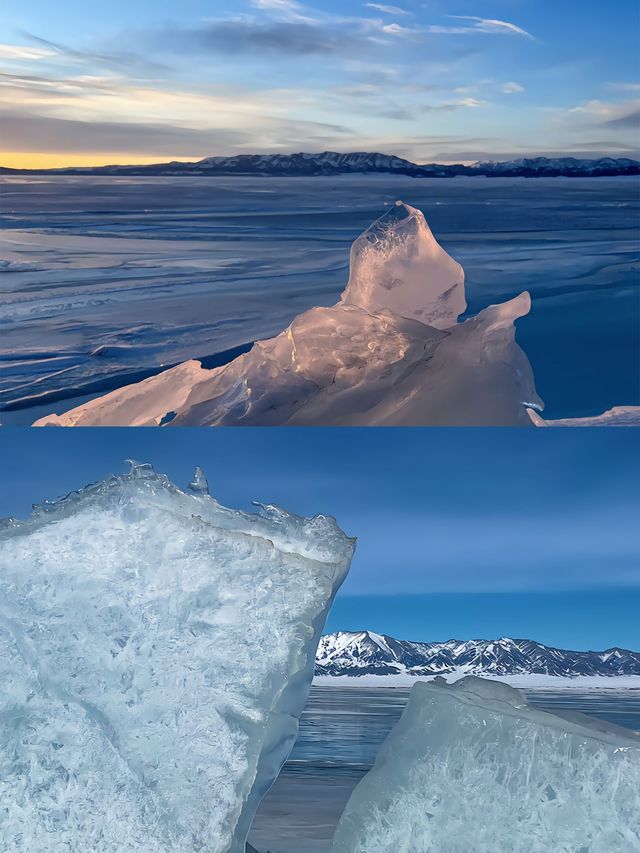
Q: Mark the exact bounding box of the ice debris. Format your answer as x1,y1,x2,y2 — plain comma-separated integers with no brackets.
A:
527,405,640,427
0,462,355,852
188,464,209,495
331,675,640,853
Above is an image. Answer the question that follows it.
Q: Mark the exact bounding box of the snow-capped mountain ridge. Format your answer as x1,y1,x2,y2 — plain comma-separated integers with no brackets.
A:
196,151,419,172
315,631,640,678
474,156,639,174
3,151,638,177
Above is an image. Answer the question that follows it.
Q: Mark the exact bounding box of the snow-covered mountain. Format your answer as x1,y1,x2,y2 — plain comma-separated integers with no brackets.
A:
193,151,429,176
3,151,638,177
474,156,640,176
188,152,639,177
315,631,640,678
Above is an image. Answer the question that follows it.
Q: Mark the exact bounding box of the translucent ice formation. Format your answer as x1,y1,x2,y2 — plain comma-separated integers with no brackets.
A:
34,202,540,427
340,201,466,328
331,676,640,853
0,462,354,852
527,405,640,427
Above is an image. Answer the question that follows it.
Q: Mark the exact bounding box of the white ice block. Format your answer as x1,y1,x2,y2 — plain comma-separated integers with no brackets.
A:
331,676,640,853
0,462,354,852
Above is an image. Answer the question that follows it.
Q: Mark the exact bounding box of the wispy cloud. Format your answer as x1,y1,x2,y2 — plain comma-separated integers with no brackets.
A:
378,22,418,36
250,0,316,24
1,104,352,157
0,70,124,101
457,97,485,108
570,98,640,129
0,43,55,60
605,109,640,129
19,31,170,72
0,66,354,158
0,111,248,155
365,3,409,15
252,0,303,10
0,67,341,121
606,82,640,93
151,20,375,56
429,16,534,39
501,81,524,94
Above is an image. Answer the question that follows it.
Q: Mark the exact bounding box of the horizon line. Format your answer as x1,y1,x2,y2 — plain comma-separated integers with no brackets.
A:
2,149,639,172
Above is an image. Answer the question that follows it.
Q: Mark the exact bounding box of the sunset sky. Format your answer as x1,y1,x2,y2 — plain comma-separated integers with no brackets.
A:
1,0,639,168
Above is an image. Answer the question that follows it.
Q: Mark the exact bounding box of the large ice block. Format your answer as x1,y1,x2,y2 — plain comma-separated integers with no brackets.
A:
331,676,640,853
0,462,354,852
34,202,541,427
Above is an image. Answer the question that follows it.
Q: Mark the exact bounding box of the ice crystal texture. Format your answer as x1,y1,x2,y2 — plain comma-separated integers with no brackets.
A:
331,676,640,853
35,203,542,427
0,462,354,852
340,201,466,328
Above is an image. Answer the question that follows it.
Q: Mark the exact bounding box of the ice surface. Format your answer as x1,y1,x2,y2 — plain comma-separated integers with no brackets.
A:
35,203,540,426
330,676,640,853
0,462,354,852
528,405,640,426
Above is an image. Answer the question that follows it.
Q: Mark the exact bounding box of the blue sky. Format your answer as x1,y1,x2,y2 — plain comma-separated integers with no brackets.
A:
1,428,638,649
1,0,639,166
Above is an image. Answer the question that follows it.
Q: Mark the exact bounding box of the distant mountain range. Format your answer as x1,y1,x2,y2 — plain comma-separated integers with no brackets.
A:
315,631,640,678
2,152,638,178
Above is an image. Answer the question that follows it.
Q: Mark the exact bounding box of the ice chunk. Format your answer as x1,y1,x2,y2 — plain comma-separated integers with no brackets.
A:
362,292,540,426
188,464,209,495
34,203,540,427
331,676,640,853
35,359,209,427
34,307,448,426
0,462,354,852
340,201,466,328
528,405,640,427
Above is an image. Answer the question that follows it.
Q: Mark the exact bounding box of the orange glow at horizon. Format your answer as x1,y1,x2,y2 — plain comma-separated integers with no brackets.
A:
0,152,204,170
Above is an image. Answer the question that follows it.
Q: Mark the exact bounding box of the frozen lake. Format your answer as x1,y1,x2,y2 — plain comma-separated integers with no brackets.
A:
1,175,638,424
248,684,640,853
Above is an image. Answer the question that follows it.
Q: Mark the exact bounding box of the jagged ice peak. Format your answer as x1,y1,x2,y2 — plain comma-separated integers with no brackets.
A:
341,201,466,328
